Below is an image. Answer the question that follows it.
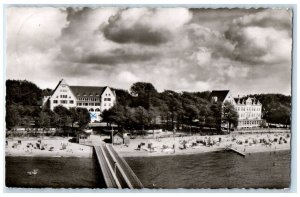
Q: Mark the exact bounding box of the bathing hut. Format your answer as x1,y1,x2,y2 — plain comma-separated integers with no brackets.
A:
112,132,124,145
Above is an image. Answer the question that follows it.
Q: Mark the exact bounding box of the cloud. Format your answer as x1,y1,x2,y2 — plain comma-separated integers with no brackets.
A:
6,7,292,95
225,9,292,65
101,8,192,45
233,9,292,32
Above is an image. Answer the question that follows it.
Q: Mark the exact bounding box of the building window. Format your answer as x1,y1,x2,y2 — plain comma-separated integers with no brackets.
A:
77,103,82,106
53,100,58,104
61,100,67,104
84,103,88,106
95,108,100,112
104,98,111,101
60,95,68,98
70,100,74,104
89,108,94,112
89,103,94,106
95,103,100,106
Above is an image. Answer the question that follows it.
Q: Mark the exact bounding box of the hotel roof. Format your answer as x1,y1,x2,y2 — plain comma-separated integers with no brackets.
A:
209,90,230,103
69,86,105,98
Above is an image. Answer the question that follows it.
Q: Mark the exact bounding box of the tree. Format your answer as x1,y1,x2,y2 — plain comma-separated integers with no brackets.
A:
222,101,238,132
130,82,157,97
162,90,183,130
53,105,71,132
6,105,21,131
101,109,113,126
76,108,90,130
6,80,42,106
69,107,79,130
36,111,50,137
208,102,222,131
130,82,158,109
134,106,148,130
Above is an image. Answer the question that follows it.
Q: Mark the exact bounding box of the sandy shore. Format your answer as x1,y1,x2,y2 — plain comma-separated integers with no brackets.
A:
5,137,93,158
113,132,291,157
5,132,291,158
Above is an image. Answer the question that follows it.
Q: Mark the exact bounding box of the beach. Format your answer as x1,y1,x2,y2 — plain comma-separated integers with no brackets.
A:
113,132,291,157
5,137,93,158
5,132,291,158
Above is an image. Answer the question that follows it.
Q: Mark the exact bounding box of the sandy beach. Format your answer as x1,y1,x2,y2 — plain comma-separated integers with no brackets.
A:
113,132,291,157
5,137,93,158
5,132,291,158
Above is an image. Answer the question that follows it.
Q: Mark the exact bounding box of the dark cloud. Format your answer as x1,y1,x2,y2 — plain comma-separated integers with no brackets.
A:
102,21,170,45
81,48,159,65
189,8,263,32
58,45,160,66
101,10,171,45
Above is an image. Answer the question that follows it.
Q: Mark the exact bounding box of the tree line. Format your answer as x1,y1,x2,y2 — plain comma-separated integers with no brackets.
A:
5,79,291,135
102,82,235,132
6,80,90,135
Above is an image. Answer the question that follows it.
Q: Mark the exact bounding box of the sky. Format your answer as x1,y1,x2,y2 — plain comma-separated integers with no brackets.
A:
6,7,293,96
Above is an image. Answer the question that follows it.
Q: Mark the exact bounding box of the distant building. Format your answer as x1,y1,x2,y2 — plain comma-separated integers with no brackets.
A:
234,97,263,129
111,132,124,145
44,79,116,122
210,90,263,129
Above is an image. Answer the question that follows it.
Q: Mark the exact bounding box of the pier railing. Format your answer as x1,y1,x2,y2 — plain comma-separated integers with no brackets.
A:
93,143,143,189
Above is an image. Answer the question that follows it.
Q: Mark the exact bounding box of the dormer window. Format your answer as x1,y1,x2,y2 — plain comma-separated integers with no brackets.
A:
83,93,87,96
77,93,80,96
212,96,218,102
89,93,93,96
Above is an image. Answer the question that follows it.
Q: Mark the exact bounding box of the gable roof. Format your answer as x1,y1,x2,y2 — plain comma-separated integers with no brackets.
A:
209,90,230,103
69,86,105,98
51,79,63,96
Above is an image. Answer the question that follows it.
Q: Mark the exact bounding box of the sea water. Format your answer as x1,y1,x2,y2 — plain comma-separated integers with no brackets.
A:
125,150,291,189
5,150,290,189
5,156,105,188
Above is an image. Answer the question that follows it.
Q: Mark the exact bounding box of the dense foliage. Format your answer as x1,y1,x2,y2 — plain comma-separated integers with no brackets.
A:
245,94,291,126
6,79,291,134
6,80,90,134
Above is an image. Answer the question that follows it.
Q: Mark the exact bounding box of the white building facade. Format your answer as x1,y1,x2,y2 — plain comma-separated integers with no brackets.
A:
45,79,116,122
234,97,263,129
210,90,263,129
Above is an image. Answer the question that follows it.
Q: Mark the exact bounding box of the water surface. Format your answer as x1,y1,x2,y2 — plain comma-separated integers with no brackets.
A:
125,150,290,189
6,156,105,188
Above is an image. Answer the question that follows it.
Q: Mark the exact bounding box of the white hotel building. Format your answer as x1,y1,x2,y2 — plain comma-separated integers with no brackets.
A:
43,79,116,122
210,90,263,129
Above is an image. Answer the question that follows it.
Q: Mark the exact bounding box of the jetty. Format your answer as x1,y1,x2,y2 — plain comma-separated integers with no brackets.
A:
93,141,143,189
228,147,246,157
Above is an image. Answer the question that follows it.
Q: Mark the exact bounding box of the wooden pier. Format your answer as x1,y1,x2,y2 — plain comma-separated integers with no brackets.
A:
94,145,121,188
228,147,246,157
94,143,144,189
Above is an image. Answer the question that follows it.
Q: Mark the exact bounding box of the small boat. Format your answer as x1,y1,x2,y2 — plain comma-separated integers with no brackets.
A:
27,169,39,176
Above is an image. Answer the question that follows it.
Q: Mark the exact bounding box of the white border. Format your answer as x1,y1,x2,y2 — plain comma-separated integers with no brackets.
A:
1,0,299,196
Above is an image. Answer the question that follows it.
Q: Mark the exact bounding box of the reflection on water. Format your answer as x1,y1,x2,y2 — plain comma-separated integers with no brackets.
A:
125,150,291,189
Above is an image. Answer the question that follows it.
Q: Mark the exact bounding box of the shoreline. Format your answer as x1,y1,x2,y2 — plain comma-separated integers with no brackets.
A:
114,132,291,158
5,137,93,158
5,132,291,158
117,145,290,158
